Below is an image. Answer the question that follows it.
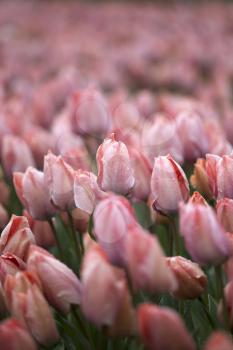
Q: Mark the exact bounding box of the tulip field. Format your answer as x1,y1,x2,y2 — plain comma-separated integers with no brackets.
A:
1,1,233,349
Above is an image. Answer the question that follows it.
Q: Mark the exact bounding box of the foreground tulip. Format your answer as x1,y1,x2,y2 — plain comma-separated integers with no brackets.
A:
13,167,57,220
166,256,207,299
203,331,233,350
151,155,189,213
0,318,37,350
0,253,26,284
124,224,177,293
180,202,230,265
97,133,135,195
27,245,82,313
0,215,35,260
44,152,75,210
137,304,195,350
4,271,59,346
216,198,233,233
81,244,135,335
190,158,212,199
94,195,136,265
2,135,35,177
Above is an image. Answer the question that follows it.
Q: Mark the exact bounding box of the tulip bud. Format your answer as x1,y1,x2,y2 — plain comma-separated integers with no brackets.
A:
180,202,230,265
44,152,75,210
151,155,189,213
71,88,111,137
137,304,195,350
13,167,57,220
97,133,135,195
0,215,35,260
2,135,35,177
166,256,207,299
124,224,177,293
188,191,208,206
216,198,233,233
203,331,233,350
190,158,212,199
0,318,37,350
94,194,137,265
0,253,26,284
81,244,135,335
4,271,59,346
27,245,82,314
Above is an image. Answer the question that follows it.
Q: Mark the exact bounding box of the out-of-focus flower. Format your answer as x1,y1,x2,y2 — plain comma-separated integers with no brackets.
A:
135,90,155,119
180,202,230,265
0,318,37,350
166,256,207,299
151,155,189,213
81,244,135,335
13,167,57,220
190,158,212,199
218,281,233,330
216,198,233,233
0,253,26,284
112,101,141,131
1,135,35,177
4,271,59,346
44,152,75,210
97,133,135,195
203,331,233,350
0,204,8,229
71,88,111,138
137,303,195,350
0,179,10,206
94,194,136,265
27,245,82,314
0,215,35,260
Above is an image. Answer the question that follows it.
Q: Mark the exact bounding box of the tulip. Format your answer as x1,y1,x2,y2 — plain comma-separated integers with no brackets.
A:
27,245,82,314
124,224,177,293
13,167,57,220
71,88,111,137
0,318,37,350
0,215,35,260
4,271,59,346
188,191,208,206
112,101,141,131
0,253,26,284
81,244,135,335
94,194,136,265
44,152,75,210
137,303,195,350
190,158,212,199
216,198,233,233
203,331,233,350
218,281,233,330
180,202,230,265
151,155,189,213
166,256,207,299
1,135,35,177
96,133,135,195
0,179,10,206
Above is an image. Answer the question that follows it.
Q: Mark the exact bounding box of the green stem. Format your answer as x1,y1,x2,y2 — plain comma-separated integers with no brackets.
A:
198,297,215,329
48,218,64,261
71,306,95,350
67,211,82,265
215,265,230,331
169,217,180,256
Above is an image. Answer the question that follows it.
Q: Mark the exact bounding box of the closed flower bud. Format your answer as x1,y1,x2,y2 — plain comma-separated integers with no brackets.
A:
4,271,59,346
94,194,137,265
2,135,35,177
216,198,233,233
190,158,212,199
188,191,208,206
0,253,26,284
27,245,82,314
0,318,37,350
166,256,207,299
203,331,233,350
151,155,189,214
0,215,35,260
180,202,230,265
13,167,57,220
81,244,135,335
137,304,195,350
44,152,75,210
97,133,135,195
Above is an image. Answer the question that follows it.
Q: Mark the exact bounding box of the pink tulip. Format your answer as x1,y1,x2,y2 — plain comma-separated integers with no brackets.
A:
0,215,35,260
188,191,208,206
137,304,195,350
81,244,135,335
13,167,57,220
27,245,82,313
4,271,59,346
203,331,233,350
0,253,26,284
217,198,233,233
1,135,35,177
71,88,111,137
180,202,230,265
151,155,189,213
0,318,37,350
44,152,75,210
166,256,207,299
97,133,135,195
94,194,137,265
